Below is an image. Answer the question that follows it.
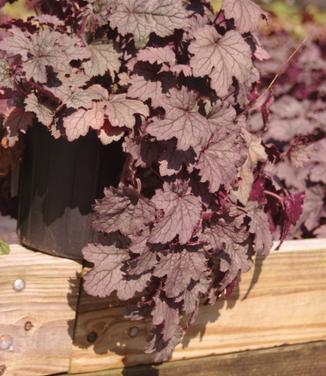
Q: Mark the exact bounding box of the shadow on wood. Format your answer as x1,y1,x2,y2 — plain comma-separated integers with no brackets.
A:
69,247,326,374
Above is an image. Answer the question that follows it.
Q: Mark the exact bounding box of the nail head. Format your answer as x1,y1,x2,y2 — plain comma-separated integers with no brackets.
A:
86,331,98,343
128,326,140,338
13,279,25,292
0,335,13,351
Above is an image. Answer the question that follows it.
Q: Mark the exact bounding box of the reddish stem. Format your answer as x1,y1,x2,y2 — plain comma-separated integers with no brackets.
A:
264,190,285,209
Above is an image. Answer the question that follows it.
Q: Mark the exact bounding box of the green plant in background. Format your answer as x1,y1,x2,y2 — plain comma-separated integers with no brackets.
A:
212,0,326,39
211,0,222,11
1,0,33,19
0,239,10,255
262,0,326,38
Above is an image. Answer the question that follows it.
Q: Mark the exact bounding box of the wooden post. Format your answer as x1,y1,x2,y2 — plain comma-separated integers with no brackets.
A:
0,245,82,376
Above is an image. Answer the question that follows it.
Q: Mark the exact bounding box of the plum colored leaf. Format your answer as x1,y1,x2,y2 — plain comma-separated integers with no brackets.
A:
62,85,108,110
219,243,253,291
108,0,190,44
207,102,237,132
254,36,270,61
268,159,308,191
196,129,246,192
127,75,163,108
0,28,90,83
4,108,34,136
314,225,326,238
222,0,268,33
149,183,202,245
267,117,312,142
247,203,273,255
232,159,255,206
189,27,252,96
98,122,125,145
278,192,305,246
84,43,121,77
310,140,326,184
182,278,210,316
106,94,149,129
24,93,54,127
270,96,306,119
153,250,207,298
137,46,176,66
171,64,192,76
145,326,183,362
48,72,108,108
83,244,150,300
158,140,196,176
0,27,31,59
289,142,314,168
93,186,156,236
300,186,324,231
63,101,105,141
233,132,267,205
147,87,211,151
202,217,247,252
284,193,305,227
0,58,13,89
310,164,326,184
128,250,158,275
250,176,265,203
33,15,65,26
151,296,180,341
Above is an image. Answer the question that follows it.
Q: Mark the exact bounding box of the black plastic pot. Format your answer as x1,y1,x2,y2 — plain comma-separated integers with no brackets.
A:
17,125,124,260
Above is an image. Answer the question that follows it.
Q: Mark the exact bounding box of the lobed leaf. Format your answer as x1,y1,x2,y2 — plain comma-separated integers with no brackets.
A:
149,183,202,245
196,129,246,193
147,87,211,151
153,250,207,298
189,27,252,96
84,43,121,77
106,94,149,129
63,101,106,141
93,186,156,236
222,0,268,33
83,244,150,300
108,0,190,45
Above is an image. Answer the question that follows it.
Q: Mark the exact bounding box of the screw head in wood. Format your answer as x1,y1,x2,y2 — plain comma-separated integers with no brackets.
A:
0,335,13,351
86,331,98,344
128,326,140,338
24,321,33,331
13,279,25,292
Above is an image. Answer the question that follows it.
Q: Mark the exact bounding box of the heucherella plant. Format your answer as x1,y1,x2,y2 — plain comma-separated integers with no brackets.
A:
251,30,326,240
0,0,304,360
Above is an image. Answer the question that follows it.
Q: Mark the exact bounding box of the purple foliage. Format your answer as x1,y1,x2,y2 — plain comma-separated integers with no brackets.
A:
250,33,326,239
0,0,305,360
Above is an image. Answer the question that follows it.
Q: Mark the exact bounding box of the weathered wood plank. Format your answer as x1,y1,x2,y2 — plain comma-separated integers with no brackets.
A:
70,245,326,374
65,340,326,376
0,244,82,376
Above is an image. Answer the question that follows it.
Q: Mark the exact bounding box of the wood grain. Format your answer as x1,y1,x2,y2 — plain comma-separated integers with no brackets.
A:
70,246,326,374
0,244,82,376
64,340,326,376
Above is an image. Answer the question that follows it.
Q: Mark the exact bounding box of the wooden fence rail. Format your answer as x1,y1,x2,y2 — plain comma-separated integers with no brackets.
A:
1,239,326,375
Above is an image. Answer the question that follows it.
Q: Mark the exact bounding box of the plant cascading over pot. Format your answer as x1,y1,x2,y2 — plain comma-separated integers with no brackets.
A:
0,0,304,359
